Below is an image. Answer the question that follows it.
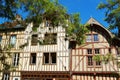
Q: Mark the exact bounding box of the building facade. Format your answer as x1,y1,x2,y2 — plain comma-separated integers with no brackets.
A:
0,18,119,80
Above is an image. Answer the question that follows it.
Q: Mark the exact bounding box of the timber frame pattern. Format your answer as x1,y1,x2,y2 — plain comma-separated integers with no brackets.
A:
0,17,120,80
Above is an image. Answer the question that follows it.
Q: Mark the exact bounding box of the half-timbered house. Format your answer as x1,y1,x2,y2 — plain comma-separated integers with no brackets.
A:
0,17,119,80
71,18,120,80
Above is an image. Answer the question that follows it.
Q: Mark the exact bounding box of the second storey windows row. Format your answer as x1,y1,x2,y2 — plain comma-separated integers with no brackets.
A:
30,52,57,65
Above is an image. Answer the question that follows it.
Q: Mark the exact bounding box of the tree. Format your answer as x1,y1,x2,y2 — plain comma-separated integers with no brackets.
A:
0,0,88,72
0,0,19,20
98,0,120,38
19,0,88,45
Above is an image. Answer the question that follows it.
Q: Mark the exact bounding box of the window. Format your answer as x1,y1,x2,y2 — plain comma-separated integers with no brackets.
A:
10,35,16,47
95,49,100,54
44,33,57,44
87,49,101,66
88,56,93,66
95,49,101,66
87,49,92,54
0,36,2,44
86,34,99,42
13,77,20,80
86,34,92,42
30,53,36,64
94,34,98,41
2,73,10,80
45,20,52,27
31,34,38,45
43,52,56,64
13,53,19,67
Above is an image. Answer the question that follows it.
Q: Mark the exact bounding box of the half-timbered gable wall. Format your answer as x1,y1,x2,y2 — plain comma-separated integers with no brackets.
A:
71,18,119,80
21,22,70,72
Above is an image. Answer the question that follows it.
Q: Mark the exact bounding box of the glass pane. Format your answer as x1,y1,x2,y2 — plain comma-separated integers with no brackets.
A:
51,53,56,63
88,56,93,66
31,35,38,45
31,53,36,64
87,49,92,54
95,49,99,54
10,35,16,47
86,34,92,42
94,34,98,41
44,53,49,64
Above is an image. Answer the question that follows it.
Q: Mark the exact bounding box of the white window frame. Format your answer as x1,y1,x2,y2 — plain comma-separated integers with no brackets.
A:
13,77,20,80
13,53,19,67
86,34,92,42
3,73,10,80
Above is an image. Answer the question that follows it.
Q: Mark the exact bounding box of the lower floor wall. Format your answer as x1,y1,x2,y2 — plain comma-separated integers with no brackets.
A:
72,74,119,80
21,71,70,80
0,71,120,80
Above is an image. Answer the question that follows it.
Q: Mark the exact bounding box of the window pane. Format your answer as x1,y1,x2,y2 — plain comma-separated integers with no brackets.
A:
31,35,38,45
13,53,19,66
94,34,98,41
86,34,92,42
96,61,101,66
30,53,36,64
44,53,49,64
87,49,92,54
3,73,10,80
51,53,56,63
95,49,100,54
10,35,16,47
87,56,93,66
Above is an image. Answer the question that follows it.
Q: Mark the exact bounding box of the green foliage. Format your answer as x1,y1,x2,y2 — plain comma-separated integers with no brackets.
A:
98,0,120,37
93,55,101,62
0,0,19,20
66,13,89,45
0,45,13,72
93,53,115,64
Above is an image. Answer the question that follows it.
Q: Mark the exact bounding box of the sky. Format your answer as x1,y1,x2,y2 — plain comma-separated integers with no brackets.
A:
59,0,108,27
0,0,108,28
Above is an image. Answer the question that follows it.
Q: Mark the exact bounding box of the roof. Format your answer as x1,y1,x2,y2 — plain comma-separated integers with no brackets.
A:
86,17,113,38
0,20,26,30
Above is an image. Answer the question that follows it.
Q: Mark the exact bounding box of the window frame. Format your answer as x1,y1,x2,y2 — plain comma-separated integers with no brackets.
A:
2,73,10,80
86,34,99,42
44,33,57,45
86,34,92,42
43,52,57,65
93,34,99,42
31,34,38,45
12,53,20,67
10,35,17,48
87,48,101,67
30,53,37,65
